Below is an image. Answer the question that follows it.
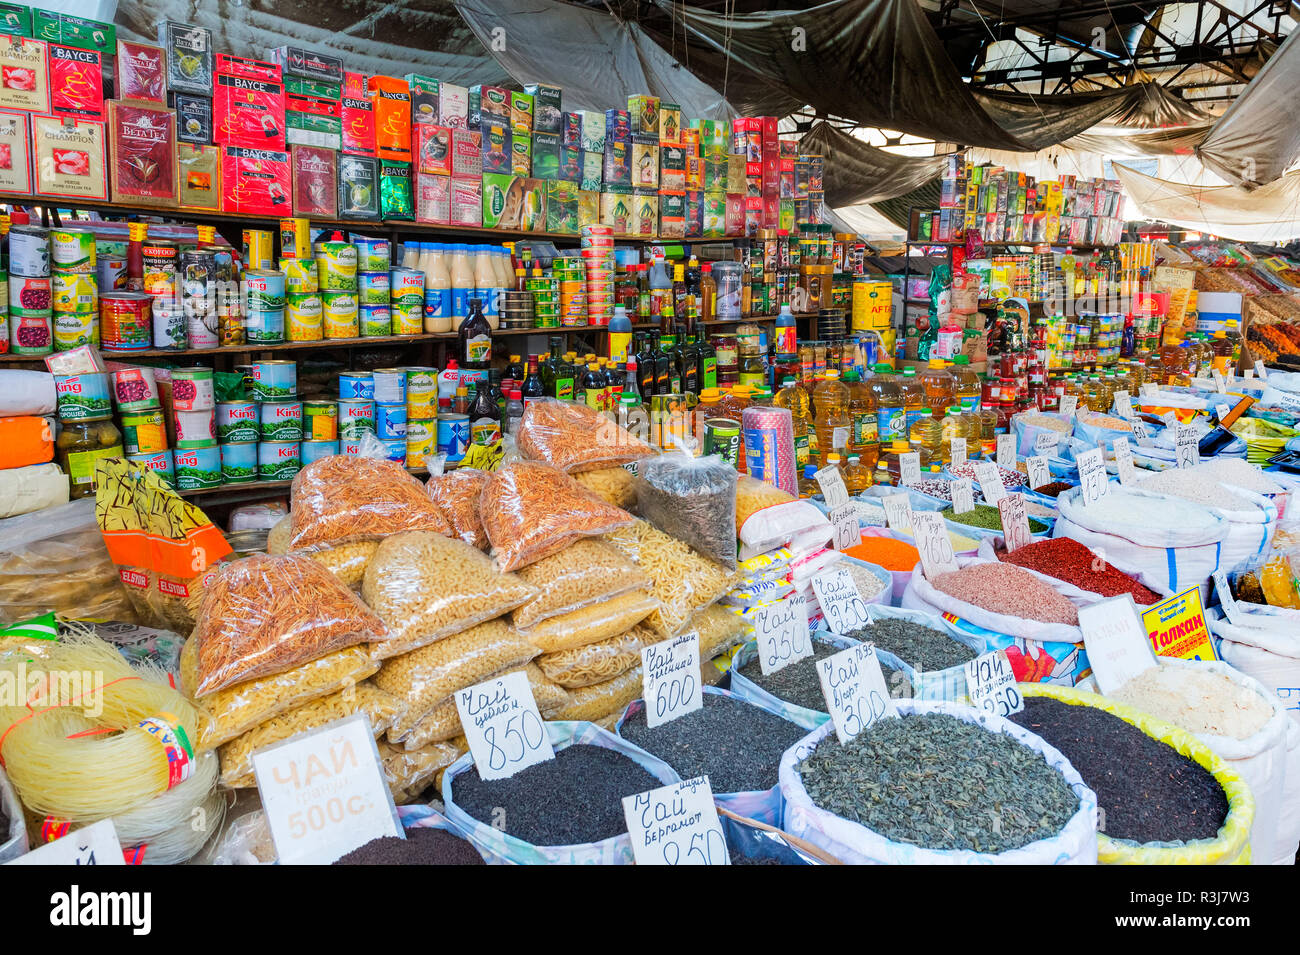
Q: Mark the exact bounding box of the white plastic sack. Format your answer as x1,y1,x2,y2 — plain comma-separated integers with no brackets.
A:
0,463,69,519
739,500,831,560
0,370,55,416
1208,608,1300,725
1276,720,1300,865
974,536,1172,605
0,765,27,863
778,699,1099,864
1146,483,1277,576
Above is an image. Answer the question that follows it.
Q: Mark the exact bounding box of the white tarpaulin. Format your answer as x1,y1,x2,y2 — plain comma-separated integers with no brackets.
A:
1115,163,1300,242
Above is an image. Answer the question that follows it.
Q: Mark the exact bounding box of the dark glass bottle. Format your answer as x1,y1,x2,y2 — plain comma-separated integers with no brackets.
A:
458,297,492,370
636,332,656,398
679,325,699,395
652,331,671,396
696,331,717,391
469,372,503,446
521,356,544,403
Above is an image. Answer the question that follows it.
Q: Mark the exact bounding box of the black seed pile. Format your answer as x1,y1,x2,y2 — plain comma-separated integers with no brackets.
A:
451,744,661,846
1010,698,1228,844
333,827,486,865
738,639,902,711
848,617,976,671
620,693,807,794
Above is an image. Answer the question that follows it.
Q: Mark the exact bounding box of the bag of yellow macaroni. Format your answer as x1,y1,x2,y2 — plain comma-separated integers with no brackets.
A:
95,458,232,633
1019,684,1254,865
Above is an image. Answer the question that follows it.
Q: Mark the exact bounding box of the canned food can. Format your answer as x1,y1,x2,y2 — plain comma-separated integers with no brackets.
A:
51,271,96,312
244,269,287,311
112,367,161,412
141,241,179,297
471,415,501,447
97,292,148,353
303,400,338,441
53,312,97,351
219,442,257,483
174,409,217,449
258,441,302,482
174,445,223,490
435,413,468,462
338,399,376,437
380,439,406,464
171,367,216,412
49,228,96,273
54,373,112,421
300,439,339,465
390,268,423,307
314,242,359,291
205,246,236,283
283,257,318,294
358,271,390,306
391,303,423,336
121,409,168,455
259,400,304,443
245,309,285,344
322,291,359,338
359,304,391,337
405,367,437,418
150,297,186,350
375,402,407,439
339,372,374,401
11,275,52,314
180,250,216,307
9,313,53,355
405,418,437,469
186,309,218,349
250,360,297,401
216,401,259,443
9,225,50,277
279,217,312,261
218,297,245,347
372,368,407,405
286,292,323,341
243,229,274,271
703,417,742,469
127,450,174,487
353,236,390,272
340,440,365,456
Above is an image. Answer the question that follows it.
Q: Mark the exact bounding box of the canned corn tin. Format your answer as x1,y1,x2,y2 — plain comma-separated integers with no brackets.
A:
405,367,436,418
53,312,97,350
359,304,391,337
258,441,302,481
279,217,312,261
405,418,437,468
9,225,50,277
220,442,257,483
112,367,161,413
171,367,215,412
372,368,407,405
283,257,318,294
244,269,287,311
314,242,358,291
259,400,304,443
216,401,259,443
358,271,390,306
51,270,96,311
120,409,168,455
49,228,96,273
353,236,390,272
339,372,374,401
128,450,174,487
174,409,217,449
338,399,376,437
54,373,112,422
300,439,339,465
375,402,407,439
243,229,274,271
174,446,223,490
245,309,285,344
322,291,359,338
286,292,323,341
392,303,422,336
250,360,297,401
303,400,338,441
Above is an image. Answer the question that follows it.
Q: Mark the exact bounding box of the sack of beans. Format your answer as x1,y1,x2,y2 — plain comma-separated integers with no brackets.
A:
1015,684,1255,865
636,452,738,569
1053,484,1230,600
441,721,679,864
779,699,1100,864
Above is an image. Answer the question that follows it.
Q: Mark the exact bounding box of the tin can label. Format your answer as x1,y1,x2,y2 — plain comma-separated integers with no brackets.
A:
174,446,223,490
283,257,318,294
250,361,297,400
259,400,304,442
375,402,407,439
300,439,339,464
53,312,97,350
322,291,359,338
392,302,423,336
54,373,112,421
339,372,375,401
244,270,287,310
51,271,97,311
338,399,376,437
245,309,285,343
257,441,302,481
220,442,257,483
128,451,175,486
359,304,391,336
10,313,53,354
357,270,389,305
9,227,51,277
121,409,168,454
49,229,96,273
371,369,406,404
217,401,259,443
303,401,338,441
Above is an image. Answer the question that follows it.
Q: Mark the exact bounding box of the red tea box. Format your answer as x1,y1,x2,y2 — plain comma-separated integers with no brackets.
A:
48,44,102,120
341,72,374,156
106,100,176,205
116,40,165,104
292,144,336,217
221,144,290,215
413,122,451,175
214,72,286,149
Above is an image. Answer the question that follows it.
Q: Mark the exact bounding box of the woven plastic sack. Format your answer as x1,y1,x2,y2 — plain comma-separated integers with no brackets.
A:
1207,607,1300,720
512,539,649,630
287,455,452,552
1277,720,1300,865
536,627,655,689
374,619,540,739
394,663,570,750
481,460,635,572
516,397,658,473
441,720,679,864
734,475,796,533
635,451,738,569
552,666,644,722
362,531,538,660
517,590,659,653
425,468,490,549
1072,409,1136,446
1133,479,1278,580
1019,684,1255,865
779,699,1100,864
974,536,1173,605
190,554,388,696
738,501,831,561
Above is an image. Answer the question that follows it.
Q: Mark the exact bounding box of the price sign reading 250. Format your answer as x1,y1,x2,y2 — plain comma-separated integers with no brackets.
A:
456,670,555,780
810,568,871,635
755,594,811,675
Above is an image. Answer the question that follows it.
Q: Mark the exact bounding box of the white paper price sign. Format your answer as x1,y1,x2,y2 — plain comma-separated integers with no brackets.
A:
1114,390,1133,419
1255,359,1268,380
998,494,1032,553
1076,595,1160,695
882,493,913,531
810,567,872,635
1076,446,1109,506
949,436,967,466
1160,410,1179,429
7,819,124,866
1025,455,1050,490
912,510,959,578
1211,369,1228,394
1034,431,1058,457
829,502,862,550
1211,570,1246,628
815,464,849,508
457,669,556,781
1140,383,1156,396
817,642,896,744
899,451,921,487
972,460,1006,505
964,650,1024,718
1243,367,1254,379
754,595,811,675
253,713,403,865
1175,424,1200,469
996,434,1017,471
1058,395,1078,417
1112,437,1137,486
951,477,975,514
623,776,728,866
1131,417,1152,445
642,631,703,728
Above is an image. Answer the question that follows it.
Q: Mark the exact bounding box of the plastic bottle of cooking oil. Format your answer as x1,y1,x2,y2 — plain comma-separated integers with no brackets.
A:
870,363,907,450
842,369,879,469
919,358,955,417
909,406,943,466
941,407,970,464
798,463,819,499
813,369,850,464
822,452,845,491
950,355,981,413
843,454,871,494
774,375,813,472
978,407,998,458
877,439,913,487
898,366,926,436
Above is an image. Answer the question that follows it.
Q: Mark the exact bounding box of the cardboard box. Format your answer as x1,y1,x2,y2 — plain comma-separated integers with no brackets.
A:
379,159,413,220
725,192,744,235
604,108,630,143
509,90,532,135
177,142,219,210
472,85,509,125
450,174,481,226
631,137,658,189
627,95,658,137
658,103,681,144
285,77,340,100
703,158,727,192
416,171,449,224
557,145,580,183
270,46,344,85
220,144,289,215
525,83,561,134
602,139,629,186
451,127,481,177
685,154,704,190
171,92,211,144
685,189,703,237
337,153,380,219
545,178,578,233
531,132,559,180
681,127,700,154
510,134,530,176
405,74,440,125
413,122,451,175
292,143,337,217
157,21,212,96
33,9,113,53
600,185,632,235
629,188,657,238
116,40,165,104
578,109,604,152
341,76,375,156
577,188,599,227
106,100,176,205
580,149,602,191
215,54,280,83
480,120,510,174
697,119,729,158
367,75,411,162
560,110,581,147
481,172,546,231
438,83,467,129
0,107,28,191
48,44,103,120
658,189,685,239
703,191,726,238
659,143,685,191
285,92,341,149
0,5,29,38
214,73,285,149
0,35,48,112
30,114,104,199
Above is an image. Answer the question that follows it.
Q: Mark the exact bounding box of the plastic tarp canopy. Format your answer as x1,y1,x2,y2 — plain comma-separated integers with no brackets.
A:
800,122,951,206
1115,162,1300,243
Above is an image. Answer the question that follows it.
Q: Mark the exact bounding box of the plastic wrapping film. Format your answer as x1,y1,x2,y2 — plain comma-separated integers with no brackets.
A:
189,553,389,697
604,518,738,637
573,466,638,510
516,590,659,653
0,369,56,416
516,397,658,472
374,619,540,740
266,514,291,556
734,474,797,533
425,468,491,549
111,750,220,846
480,460,636,572
690,602,749,661
124,788,228,865
0,765,28,863
551,665,645,722
536,626,658,689
740,405,799,496
218,682,405,787
265,516,379,590
287,455,452,552
181,640,379,750
0,464,69,520
361,531,538,660
511,539,650,630
636,451,738,569
738,500,832,559
0,416,54,470
378,740,463,804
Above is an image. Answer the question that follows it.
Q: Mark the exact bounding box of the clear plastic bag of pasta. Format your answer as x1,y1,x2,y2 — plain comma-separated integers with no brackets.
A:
517,589,659,653
573,466,639,510
378,740,463,804
636,451,738,569
265,515,377,590
536,626,658,689
734,474,796,532
189,554,389,697
394,663,570,750
288,455,452,552
512,539,650,630
425,468,490,549
690,602,748,662
374,619,540,740
480,460,635,572
516,397,658,473
551,665,644,722
362,531,538,660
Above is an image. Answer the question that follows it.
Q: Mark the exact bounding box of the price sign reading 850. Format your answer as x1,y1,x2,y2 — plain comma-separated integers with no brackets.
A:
964,650,1023,718
754,595,812,675
457,669,555,780
810,568,871,635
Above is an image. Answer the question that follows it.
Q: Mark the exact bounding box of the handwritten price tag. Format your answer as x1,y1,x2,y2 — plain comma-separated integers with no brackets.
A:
815,464,849,508
996,434,1017,471
623,776,728,866
1077,595,1160,695
998,494,1032,552
1211,369,1227,394
253,713,403,865
1140,383,1156,396
1131,417,1152,445
964,650,1023,717
829,503,862,550
1026,455,1050,490
1175,424,1200,469
1114,390,1133,419
911,510,959,578
754,595,811,676
951,477,975,514
642,632,703,728
457,670,556,781
810,567,871,635
1034,431,1058,457
973,460,1005,505
882,493,913,531
1113,437,1137,486
899,451,921,487
1059,395,1078,417
1255,359,1268,380
817,643,895,744
949,436,967,466
1076,446,1109,506
8,819,124,866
